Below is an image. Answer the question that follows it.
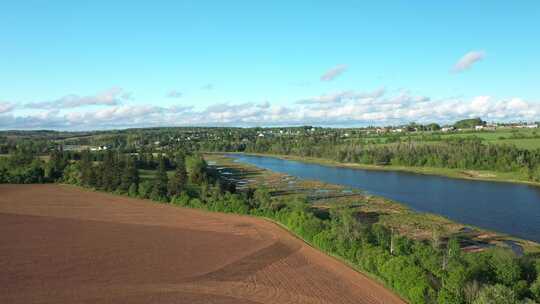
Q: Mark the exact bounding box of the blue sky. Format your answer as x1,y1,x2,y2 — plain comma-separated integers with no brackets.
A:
1,1,539,129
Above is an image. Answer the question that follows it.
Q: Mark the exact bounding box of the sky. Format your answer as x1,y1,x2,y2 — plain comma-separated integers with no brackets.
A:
0,1,539,130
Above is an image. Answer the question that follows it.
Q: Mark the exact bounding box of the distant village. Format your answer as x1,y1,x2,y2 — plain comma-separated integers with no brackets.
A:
53,118,539,152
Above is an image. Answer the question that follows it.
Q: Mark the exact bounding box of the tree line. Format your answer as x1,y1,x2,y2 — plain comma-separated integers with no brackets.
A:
238,137,540,181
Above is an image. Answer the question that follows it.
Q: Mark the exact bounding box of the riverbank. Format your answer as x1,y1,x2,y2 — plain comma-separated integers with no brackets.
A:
205,153,540,255
216,152,540,187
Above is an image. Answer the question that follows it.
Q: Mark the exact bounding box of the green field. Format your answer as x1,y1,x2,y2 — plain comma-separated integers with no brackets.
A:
363,128,540,150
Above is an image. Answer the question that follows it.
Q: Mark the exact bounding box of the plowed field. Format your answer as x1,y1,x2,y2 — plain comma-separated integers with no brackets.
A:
0,184,405,304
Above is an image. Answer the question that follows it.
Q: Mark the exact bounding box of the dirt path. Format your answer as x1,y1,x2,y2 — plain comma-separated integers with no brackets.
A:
0,184,405,304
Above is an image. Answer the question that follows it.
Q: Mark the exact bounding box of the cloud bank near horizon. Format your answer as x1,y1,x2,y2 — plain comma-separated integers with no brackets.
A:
1,88,538,130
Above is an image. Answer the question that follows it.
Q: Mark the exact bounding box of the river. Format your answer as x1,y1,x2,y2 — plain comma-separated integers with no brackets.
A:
227,154,540,243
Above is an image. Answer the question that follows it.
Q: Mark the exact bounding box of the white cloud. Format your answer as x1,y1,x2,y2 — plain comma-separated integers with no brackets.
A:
2,89,540,130
452,50,485,73
166,90,183,98
320,64,347,81
0,102,15,114
25,87,129,109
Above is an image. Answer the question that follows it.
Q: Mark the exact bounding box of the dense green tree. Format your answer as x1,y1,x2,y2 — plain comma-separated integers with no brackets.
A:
46,149,68,181
120,156,139,193
187,155,207,184
490,249,522,286
62,163,81,185
439,260,467,304
150,156,169,201
330,206,362,244
99,150,120,191
168,156,187,197
531,278,540,302
252,187,272,209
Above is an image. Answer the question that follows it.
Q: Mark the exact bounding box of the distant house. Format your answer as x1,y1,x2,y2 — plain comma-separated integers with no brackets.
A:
527,124,538,129
391,128,403,133
475,125,484,131
441,127,455,132
90,145,108,151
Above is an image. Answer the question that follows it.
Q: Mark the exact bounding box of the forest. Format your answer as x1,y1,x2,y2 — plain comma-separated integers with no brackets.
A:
1,142,540,304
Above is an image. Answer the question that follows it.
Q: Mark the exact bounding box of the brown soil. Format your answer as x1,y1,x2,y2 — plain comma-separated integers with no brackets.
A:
0,184,405,304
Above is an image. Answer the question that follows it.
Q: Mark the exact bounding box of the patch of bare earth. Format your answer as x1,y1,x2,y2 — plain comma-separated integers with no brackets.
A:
0,184,405,304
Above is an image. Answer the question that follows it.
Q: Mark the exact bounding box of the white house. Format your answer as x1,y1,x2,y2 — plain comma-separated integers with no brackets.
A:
90,145,108,151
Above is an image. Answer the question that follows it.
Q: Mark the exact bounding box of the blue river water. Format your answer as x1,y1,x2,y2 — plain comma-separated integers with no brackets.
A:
228,154,540,243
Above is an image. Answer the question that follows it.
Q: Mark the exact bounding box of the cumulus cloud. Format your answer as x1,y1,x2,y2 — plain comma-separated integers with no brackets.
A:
166,90,183,98
0,102,15,114
320,64,347,81
2,88,539,130
25,87,129,109
452,51,485,73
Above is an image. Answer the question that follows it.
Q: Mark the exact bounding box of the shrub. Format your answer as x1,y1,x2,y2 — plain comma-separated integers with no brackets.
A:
473,284,517,304
138,180,153,199
128,183,138,197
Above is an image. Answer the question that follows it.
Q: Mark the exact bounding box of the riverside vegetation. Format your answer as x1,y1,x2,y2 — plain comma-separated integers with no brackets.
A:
1,143,540,304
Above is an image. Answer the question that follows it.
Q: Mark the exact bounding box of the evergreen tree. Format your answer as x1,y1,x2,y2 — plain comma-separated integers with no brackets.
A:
100,150,116,191
168,155,187,197
79,150,94,186
46,149,68,181
120,156,139,192
187,155,207,184
150,156,168,201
